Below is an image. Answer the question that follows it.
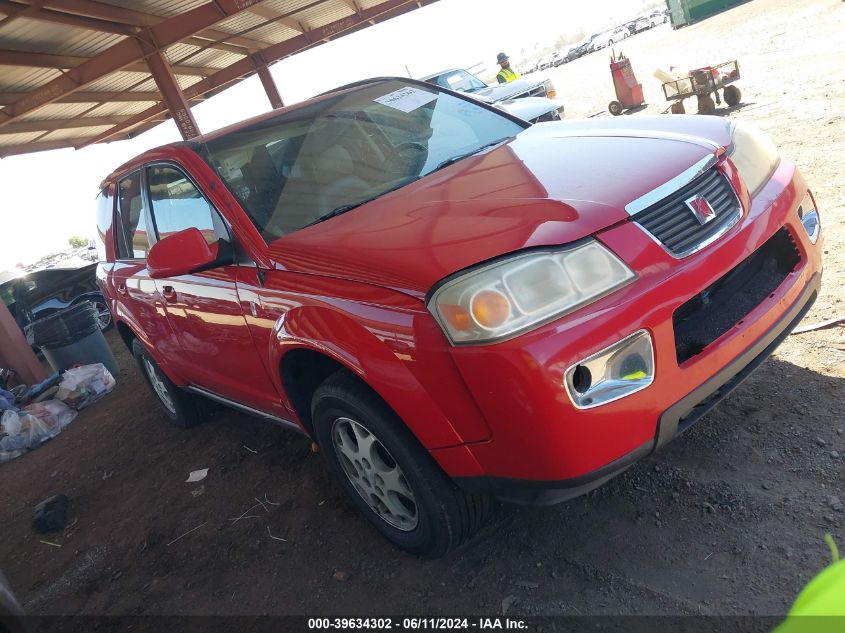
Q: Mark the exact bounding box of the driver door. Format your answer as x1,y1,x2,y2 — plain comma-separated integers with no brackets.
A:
144,163,283,415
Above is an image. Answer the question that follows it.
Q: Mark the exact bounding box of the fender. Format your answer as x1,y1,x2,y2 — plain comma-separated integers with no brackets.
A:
269,303,491,450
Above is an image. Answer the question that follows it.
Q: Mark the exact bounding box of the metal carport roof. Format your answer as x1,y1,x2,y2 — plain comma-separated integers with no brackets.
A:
0,0,438,158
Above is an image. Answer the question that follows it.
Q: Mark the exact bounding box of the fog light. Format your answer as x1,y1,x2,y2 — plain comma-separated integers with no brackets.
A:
798,192,820,244
564,330,654,409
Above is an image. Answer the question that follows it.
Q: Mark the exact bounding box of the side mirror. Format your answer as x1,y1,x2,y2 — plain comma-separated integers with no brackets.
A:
147,228,226,279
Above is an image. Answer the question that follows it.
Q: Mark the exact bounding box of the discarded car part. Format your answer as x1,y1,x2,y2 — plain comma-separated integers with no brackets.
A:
33,494,70,533
1,263,111,336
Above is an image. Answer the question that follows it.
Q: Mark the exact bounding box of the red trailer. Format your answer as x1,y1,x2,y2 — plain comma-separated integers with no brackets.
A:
608,51,645,115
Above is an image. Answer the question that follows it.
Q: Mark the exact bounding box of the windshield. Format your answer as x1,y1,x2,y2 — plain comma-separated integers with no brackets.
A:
425,70,489,94
197,80,524,242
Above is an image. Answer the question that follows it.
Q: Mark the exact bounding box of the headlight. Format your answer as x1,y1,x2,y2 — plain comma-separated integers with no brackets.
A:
728,121,780,197
544,79,557,99
428,241,635,345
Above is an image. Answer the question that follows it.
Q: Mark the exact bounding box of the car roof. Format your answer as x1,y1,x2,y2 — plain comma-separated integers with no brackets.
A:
102,76,410,185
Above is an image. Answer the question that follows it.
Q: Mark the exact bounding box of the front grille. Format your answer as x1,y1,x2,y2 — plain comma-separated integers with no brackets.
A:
528,85,547,98
635,168,741,257
673,228,800,364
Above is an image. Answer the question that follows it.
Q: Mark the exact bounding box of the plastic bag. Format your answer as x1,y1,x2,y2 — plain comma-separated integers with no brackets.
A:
0,400,77,464
56,363,116,410
0,388,16,412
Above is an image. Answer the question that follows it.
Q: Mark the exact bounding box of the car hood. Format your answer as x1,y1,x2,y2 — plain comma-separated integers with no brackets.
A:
268,116,732,298
469,77,546,103
496,96,559,121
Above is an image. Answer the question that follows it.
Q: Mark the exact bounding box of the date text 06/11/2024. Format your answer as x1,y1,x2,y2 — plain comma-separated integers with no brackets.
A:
307,618,529,630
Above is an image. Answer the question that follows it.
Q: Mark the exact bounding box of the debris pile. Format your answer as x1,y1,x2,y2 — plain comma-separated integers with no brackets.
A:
0,363,115,464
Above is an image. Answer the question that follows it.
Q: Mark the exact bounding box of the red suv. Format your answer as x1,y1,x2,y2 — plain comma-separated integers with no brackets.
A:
96,78,822,556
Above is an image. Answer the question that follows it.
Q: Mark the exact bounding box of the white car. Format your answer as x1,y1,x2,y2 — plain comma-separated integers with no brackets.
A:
604,26,629,48
421,68,564,124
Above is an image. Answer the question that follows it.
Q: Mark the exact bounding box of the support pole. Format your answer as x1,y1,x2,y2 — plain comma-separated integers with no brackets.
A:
145,50,200,140
257,66,284,109
0,301,48,386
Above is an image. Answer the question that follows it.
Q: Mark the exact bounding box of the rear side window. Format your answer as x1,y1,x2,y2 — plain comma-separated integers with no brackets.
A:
147,165,220,245
117,173,149,259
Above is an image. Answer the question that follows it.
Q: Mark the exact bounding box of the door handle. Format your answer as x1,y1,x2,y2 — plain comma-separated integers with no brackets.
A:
162,286,177,302
117,283,127,296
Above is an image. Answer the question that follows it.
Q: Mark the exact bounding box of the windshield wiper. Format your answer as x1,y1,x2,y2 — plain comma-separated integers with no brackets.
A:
430,138,511,174
304,175,421,228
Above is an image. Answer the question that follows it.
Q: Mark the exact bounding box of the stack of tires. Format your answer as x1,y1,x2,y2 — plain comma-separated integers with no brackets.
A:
29,302,119,376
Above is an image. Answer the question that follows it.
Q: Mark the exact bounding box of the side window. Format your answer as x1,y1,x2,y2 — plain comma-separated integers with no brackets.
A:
94,187,114,262
117,173,150,259
147,165,220,245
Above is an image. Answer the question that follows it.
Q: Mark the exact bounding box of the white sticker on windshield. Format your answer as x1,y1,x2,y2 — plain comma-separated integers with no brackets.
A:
373,87,437,113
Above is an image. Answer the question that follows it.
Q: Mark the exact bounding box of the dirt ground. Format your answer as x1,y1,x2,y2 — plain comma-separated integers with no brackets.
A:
1,0,844,619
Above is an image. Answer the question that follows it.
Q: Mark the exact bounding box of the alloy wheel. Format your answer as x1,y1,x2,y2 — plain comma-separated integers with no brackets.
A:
143,357,176,415
331,416,419,531
91,300,112,331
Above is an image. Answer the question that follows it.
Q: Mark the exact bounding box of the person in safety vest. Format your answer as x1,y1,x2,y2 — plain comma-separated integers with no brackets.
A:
496,52,521,84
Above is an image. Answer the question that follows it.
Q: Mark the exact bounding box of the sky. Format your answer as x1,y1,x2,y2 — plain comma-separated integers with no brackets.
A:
0,0,658,270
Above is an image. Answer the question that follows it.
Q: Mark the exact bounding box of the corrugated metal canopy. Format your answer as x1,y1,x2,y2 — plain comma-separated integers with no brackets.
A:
0,0,437,157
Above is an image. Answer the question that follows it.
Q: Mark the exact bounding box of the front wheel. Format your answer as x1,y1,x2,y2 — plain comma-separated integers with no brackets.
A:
313,371,493,557
608,100,623,116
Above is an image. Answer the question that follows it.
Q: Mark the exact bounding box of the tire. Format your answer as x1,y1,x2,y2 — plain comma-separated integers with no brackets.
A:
723,85,742,106
608,100,623,116
697,94,716,115
90,297,113,332
312,370,494,557
73,296,112,332
132,339,208,428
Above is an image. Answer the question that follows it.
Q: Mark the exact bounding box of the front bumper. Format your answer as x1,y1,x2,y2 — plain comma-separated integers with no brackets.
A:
456,272,819,504
436,158,823,502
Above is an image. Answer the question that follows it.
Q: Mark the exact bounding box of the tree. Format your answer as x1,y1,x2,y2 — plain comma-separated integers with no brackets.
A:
68,236,87,248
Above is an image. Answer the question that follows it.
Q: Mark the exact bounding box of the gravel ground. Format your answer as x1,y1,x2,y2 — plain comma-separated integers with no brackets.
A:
0,0,843,619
